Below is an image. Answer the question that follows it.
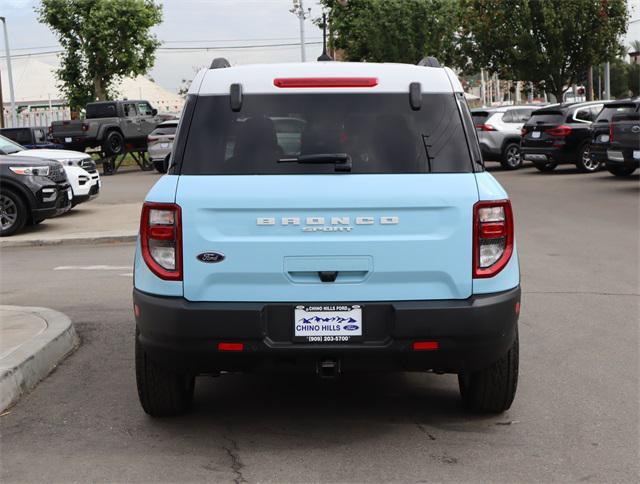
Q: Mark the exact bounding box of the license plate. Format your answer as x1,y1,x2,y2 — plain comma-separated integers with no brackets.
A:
531,131,541,138
160,143,169,149
65,137,72,143
525,153,547,161
634,150,640,160
294,305,362,342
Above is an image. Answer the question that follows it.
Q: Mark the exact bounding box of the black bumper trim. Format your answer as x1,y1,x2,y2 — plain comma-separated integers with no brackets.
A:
134,286,520,374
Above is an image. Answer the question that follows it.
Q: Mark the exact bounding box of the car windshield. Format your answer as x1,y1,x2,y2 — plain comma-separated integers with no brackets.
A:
0,134,25,155
180,93,474,175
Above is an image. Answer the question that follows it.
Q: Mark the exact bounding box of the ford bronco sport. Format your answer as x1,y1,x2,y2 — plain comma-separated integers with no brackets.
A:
133,59,521,417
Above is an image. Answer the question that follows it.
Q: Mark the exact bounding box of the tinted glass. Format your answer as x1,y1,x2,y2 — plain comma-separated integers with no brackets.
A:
86,103,116,119
0,134,24,154
0,129,30,145
151,123,178,136
137,102,153,116
595,104,637,123
33,129,46,143
180,93,473,175
504,108,536,123
123,103,137,117
471,111,490,125
575,109,594,122
526,111,564,125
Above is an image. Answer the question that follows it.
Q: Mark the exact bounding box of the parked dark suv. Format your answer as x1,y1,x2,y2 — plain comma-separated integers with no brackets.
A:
605,100,640,176
521,101,605,172
0,155,72,236
590,100,638,169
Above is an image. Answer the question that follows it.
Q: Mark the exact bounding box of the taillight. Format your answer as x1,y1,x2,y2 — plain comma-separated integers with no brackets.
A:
521,127,529,136
273,77,378,88
473,200,514,278
140,202,182,280
475,124,496,131
609,123,614,142
148,136,159,142
81,123,89,132
545,125,572,137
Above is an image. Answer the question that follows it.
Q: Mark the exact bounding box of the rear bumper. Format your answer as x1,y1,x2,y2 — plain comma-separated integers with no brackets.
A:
134,286,520,375
606,149,640,166
521,146,576,164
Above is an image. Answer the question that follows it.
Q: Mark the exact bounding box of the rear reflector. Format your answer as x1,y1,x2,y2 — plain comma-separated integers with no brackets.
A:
413,341,439,351
274,77,378,88
218,342,244,352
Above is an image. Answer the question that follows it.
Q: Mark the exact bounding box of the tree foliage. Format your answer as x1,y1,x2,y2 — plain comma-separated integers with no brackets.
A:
318,0,460,65
459,0,629,101
37,0,162,110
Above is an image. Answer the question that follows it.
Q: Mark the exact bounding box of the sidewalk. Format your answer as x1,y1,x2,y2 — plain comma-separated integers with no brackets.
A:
0,306,79,412
0,202,141,248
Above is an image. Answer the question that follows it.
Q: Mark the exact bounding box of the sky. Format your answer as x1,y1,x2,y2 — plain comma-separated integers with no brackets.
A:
1,0,639,95
1,0,325,92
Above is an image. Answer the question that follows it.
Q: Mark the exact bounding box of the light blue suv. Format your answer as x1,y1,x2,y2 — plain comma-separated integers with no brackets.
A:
133,58,521,417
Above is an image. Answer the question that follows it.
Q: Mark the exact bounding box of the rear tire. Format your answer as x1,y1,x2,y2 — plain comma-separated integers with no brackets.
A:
500,143,523,170
135,333,195,417
103,130,125,156
607,165,637,177
0,189,28,237
458,334,518,413
576,144,600,173
533,161,557,172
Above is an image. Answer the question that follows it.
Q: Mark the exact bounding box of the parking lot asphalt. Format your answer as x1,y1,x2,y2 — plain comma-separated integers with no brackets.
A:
0,164,638,482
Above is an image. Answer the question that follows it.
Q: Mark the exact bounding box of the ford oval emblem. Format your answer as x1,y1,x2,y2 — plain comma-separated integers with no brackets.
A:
197,252,225,263
632,125,640,134
343,324,359,331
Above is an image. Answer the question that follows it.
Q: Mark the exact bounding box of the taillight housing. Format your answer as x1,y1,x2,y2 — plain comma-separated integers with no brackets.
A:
140,202,182,280
545,125,572,137
521,126,529,136
609,122,614,142
81,123,89,132
473,200,514,278
475,124,496,131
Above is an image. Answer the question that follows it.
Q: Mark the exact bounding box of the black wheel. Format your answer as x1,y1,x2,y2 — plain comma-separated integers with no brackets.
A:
576,144,600,173
533,161,557,172
500,143,523,170
0,189,28,237
103,130,125,156
458,334,519,413
135,333,195,417
607,165,637,177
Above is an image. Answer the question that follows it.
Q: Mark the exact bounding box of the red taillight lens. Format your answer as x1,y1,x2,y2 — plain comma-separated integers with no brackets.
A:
148,136,159,142
521,127,529,136
473,200,514,278
412,341,439,351
273,77,378,88
475,123,496,132
609,123,614,142
140,202,182,280
218,342,244,352
545,125,572,137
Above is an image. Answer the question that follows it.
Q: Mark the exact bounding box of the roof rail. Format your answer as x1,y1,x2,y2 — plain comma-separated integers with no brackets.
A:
417,57,441,68
210,57,231,69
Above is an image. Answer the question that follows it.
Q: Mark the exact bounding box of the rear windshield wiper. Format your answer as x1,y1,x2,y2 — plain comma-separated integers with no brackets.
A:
278,153,352,172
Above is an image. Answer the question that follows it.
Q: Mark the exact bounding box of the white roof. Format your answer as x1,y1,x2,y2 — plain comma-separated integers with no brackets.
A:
193,62,463,95
1,58,184,113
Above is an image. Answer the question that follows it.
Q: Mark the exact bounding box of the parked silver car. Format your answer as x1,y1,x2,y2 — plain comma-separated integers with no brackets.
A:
147,120,178,173
472,106,543,169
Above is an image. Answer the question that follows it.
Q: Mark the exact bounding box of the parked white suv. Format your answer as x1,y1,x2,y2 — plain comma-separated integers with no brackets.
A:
0,135,100,207
471,106,542,169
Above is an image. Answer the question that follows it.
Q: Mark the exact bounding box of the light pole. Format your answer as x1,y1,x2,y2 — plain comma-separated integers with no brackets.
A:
290,0,311,62
0,17,16,127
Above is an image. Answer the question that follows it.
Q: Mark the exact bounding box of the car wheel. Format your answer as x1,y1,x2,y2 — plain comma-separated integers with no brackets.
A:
0,189,27,237
500,143,523,170
135,332,195,417
576,144,600,173
607,165,637,177
103,131,125,156
458,334,519,413
532,161,557,172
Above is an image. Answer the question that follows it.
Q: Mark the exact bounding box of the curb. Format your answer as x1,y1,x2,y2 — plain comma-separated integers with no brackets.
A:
0,306,79,412
0,232,137,249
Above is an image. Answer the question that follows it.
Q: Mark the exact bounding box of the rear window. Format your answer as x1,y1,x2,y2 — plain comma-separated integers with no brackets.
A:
595,104,638,123
526,111,565,125
179,93,473,175
471,111,490,126
86,103,117,119
151,123,178,136
503,109,536,123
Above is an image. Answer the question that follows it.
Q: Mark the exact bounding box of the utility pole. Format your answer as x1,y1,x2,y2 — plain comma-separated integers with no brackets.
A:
480,68,486,106
290,0,311,62
603,61,611,100
0,17,16,127
0,64,4,128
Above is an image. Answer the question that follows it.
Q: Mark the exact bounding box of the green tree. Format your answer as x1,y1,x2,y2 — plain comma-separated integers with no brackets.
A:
459,0,629,102
37,0,162,111
318,0,460,65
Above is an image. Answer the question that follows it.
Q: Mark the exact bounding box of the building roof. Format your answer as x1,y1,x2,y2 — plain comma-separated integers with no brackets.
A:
1,58,184,113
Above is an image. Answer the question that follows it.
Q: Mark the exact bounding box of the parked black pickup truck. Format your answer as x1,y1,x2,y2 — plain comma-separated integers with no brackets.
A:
605,102,640,176
0,127,63,150
50,100,161,156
